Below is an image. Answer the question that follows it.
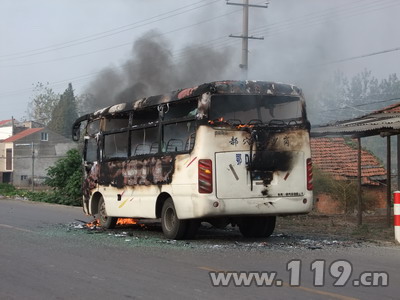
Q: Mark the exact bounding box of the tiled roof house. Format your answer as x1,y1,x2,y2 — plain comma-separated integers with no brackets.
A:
0,120,76,186
311,137,386,214
311,137,386,185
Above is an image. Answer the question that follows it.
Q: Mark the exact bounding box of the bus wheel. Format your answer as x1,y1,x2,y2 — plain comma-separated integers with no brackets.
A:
238,216,276,238
98,196,117,229
161,198,187,240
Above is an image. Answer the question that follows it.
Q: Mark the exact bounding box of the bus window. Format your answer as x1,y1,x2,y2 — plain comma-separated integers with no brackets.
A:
85,138,98,162
87,119,100,136
164,100,197,120
131,109,159,126
210,95,302,125
130,126,158,156
105,117,129,131
163,121,195,152
103,131,129,159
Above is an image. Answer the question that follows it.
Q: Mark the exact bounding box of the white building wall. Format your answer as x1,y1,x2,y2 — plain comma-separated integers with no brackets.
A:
0,126,13,140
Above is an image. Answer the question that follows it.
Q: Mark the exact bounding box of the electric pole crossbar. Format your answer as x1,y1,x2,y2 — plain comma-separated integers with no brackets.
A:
227,0,268,79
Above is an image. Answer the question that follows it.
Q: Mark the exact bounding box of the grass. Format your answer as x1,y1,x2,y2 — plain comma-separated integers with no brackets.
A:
0,183,81,206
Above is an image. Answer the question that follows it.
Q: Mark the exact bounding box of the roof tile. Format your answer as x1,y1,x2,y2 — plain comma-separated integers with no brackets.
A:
2,128,43,143
311,137,386,185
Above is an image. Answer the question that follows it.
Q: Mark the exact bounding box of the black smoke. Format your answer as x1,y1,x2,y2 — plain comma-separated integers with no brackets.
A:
84,30,236,111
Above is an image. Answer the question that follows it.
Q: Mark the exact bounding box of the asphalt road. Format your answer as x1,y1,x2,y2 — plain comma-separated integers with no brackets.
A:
0,197,399,300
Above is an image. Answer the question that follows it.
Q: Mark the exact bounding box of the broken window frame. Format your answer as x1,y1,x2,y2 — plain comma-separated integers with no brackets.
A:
102,129,130,161
162,99,198,121
130,108,159,127
86,119,101,136
208,94,305,127
103,114,130,132
129,124,159,157
84,137,99,163
158,98,198,154
161,117,197,154
95,98,200,161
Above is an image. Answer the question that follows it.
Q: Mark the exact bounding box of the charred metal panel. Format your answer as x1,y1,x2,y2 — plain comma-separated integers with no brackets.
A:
246,128,309,196
82,162,99,200
197,92,211,119
72,81,305,127
248,128,307,172
97,156,175,189
251,151,294,172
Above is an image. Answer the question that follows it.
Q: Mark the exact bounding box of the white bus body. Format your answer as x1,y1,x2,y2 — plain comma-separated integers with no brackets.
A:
72,80,313,239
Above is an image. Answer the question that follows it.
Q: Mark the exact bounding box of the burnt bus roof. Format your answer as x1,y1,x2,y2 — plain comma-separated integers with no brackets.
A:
75,80,303,123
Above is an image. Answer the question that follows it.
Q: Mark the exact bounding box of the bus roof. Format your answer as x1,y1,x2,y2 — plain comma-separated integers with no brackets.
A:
76,80,303,122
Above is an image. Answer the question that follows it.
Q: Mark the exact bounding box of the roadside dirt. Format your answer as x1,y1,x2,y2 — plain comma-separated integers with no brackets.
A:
276,213,395,244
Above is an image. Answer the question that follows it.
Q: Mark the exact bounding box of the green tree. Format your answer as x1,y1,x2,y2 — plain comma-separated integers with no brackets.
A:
48,83,79,137
45,148,82,206
26,82,60,125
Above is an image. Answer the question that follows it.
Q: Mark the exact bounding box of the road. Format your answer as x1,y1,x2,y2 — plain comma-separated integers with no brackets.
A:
0,197,399,300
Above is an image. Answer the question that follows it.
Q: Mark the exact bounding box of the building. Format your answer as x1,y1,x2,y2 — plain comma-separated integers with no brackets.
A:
311,137,387,214
0,120,77,187
0,119,14,140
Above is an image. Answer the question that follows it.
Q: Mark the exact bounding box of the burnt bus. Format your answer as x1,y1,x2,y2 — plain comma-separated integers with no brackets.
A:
72,80,313,239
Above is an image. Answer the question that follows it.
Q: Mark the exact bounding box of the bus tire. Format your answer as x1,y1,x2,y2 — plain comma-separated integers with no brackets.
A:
161,198,187,240
98,196,117,229
239,216,276,238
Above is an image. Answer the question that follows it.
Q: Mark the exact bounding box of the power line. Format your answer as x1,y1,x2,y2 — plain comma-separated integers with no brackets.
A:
249,0,397,37
177,0,400,60
320,47,400,66
321,96,400,113
0,5,240,69
3,0,395,70
0,0,220,61
1,0,399,97
2,0,392,69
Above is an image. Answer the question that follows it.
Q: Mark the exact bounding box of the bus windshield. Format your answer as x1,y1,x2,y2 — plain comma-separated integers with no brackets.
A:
209,95,303,125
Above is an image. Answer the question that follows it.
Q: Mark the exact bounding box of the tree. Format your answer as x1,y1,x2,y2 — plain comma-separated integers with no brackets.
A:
313,70,400,170
313,70,400,124
48,83,79,138
26,82,60,125
45,148,82,206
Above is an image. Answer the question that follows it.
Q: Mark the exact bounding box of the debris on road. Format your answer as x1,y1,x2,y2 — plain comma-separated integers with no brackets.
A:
65,220,377,252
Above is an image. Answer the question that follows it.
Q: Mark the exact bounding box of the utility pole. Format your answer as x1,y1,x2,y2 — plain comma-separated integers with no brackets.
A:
31,142,35,192
227,0,268,79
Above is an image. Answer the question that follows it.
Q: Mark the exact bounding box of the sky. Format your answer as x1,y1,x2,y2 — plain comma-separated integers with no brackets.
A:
1,0,400,123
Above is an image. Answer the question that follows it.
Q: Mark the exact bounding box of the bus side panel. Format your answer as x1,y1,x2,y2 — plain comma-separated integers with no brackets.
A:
99,185,160,219
90,153,198,219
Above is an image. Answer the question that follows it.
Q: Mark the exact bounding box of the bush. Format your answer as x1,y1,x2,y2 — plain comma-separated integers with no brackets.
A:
0,150,82,206
313,168,377,214
45,148,82,206
0,183,17,196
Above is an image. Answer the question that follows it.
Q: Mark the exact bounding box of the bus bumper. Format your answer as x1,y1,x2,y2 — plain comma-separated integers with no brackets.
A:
177,194,313,219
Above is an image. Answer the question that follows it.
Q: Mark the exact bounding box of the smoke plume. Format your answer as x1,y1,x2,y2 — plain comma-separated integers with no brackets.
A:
84,30,236,111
